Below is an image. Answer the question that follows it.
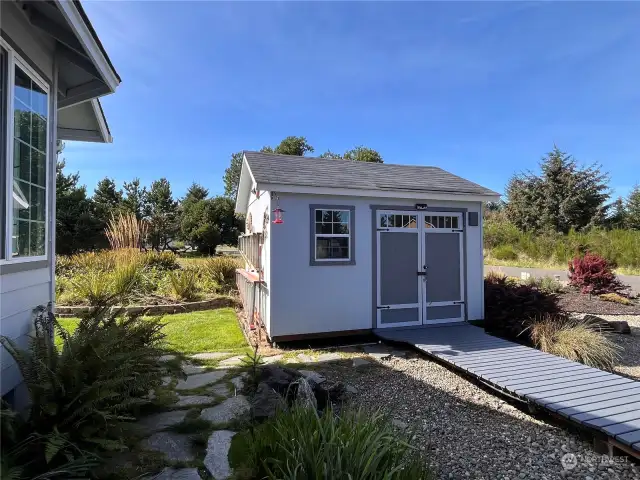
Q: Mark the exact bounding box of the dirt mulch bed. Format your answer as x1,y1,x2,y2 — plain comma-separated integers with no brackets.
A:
557,290,640,315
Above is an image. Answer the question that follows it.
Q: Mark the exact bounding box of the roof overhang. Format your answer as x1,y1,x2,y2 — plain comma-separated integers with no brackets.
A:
235,154,256,214
58,98,112,143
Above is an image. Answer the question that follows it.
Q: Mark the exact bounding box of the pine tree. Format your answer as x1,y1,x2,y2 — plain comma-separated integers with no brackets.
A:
626,185,640,230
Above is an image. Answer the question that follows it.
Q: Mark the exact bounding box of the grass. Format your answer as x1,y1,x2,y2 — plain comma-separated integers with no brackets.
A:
56,308,248,355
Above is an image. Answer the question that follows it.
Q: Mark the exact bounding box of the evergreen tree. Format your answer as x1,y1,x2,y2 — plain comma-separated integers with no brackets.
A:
626,185,640,230
146,178,179,251
122,178,149,220
505,146,610,233
607,197,627,229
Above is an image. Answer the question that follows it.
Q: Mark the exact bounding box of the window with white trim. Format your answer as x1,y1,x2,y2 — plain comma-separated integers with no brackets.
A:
1,44,49,260
425,215,459,229
314,209,351,261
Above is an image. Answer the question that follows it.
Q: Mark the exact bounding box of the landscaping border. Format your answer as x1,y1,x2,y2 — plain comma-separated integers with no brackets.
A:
56,297,240,317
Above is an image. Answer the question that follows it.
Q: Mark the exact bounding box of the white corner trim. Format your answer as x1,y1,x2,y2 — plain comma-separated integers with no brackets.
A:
91,99,112,143
235,155,258,214
54,1,119,92
256,183,501,203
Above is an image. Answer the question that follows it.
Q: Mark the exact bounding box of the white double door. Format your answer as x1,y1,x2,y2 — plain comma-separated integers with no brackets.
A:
376,210,465,328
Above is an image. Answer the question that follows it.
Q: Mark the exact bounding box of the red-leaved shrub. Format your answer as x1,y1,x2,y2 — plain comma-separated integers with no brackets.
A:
568,252,627,295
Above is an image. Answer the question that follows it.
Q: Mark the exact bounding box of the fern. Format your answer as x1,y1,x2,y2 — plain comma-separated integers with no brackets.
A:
0,305,166,478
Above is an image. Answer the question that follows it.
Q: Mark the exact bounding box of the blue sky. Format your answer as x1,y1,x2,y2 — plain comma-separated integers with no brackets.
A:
64,1,640,200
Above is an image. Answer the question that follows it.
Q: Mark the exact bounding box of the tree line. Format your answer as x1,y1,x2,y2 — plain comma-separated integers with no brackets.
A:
488,146,640,233
58,136,383,255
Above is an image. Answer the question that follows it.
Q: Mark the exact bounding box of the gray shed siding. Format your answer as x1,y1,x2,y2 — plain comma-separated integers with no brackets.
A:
268,192,484,338
1,4,58,401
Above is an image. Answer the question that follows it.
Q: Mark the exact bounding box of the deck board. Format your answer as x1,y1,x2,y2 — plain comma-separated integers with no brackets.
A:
375,324,640,453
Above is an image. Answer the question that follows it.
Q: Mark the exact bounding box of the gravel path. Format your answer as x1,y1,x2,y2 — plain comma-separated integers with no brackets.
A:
316,355,639,479
598,315,640,381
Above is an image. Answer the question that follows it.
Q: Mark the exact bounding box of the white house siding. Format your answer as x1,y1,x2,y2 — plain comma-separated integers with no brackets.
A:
244,187,271,331
269,193,484,338
1,5,58,402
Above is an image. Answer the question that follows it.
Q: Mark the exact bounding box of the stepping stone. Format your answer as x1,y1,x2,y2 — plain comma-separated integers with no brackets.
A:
204,430,236,480
143,467,201,480
159,355,176,362
182,363,206,375
263,354,284,364
209,383,232,398
363,345,391,360
190,352,231,360
391,350,407,358
299,370,326,384
218,355,245,367
297,353,315,363
231,373,247,391
162,376,172,387
200,396,250,424
175,371,227,390
141,432,195,462
352,358,371,368
136,410,188,435
176,395,215,407
317,352,341,362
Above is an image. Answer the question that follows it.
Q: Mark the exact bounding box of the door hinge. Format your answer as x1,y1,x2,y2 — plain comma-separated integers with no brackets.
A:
377,228,390,232
453,301,465,305
377,306,391,310
452,229,464,232
416,271,426,276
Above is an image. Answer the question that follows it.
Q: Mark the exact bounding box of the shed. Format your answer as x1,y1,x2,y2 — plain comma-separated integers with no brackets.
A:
235,151,500,342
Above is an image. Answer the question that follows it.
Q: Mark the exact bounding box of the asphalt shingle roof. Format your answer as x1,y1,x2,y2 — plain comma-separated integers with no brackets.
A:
244,151,499,197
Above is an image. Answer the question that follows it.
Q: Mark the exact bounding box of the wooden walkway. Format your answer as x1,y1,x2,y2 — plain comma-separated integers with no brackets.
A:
376,324,640,454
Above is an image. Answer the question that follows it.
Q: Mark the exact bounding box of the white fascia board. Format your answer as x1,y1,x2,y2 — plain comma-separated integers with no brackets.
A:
235,155,257,214
257,183,501,203
54,1,120,92
91,99,112,142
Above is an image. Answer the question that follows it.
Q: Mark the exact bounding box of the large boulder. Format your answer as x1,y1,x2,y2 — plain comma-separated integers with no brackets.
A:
258,365,302,396
251,382,287,421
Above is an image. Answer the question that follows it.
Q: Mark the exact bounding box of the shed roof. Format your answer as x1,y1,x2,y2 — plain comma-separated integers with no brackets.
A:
243,151,499,197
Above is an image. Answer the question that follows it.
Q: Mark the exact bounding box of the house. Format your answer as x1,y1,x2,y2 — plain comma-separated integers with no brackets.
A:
235,151,500,342
1,0,120,404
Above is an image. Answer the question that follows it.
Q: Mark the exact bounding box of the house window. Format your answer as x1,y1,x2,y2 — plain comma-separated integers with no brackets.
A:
425,215,459,229
1,44,49,261
310,206,355,265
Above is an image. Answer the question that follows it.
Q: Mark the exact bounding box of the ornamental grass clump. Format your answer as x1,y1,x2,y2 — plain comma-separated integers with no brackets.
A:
168,268,200,301
529,315,620,370
203,256,242,293
230,406,433,480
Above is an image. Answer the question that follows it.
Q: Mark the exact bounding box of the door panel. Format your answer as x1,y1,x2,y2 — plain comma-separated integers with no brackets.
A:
426,304,462,320
380,232,419,305
424,233,461,303
380,308,420,325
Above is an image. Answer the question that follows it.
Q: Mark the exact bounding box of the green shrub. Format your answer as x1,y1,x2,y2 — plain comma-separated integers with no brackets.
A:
54,255,74,277
523,275,565,294
69,262,143,306
203,256,241,292
230,406,432,480
0,306,165,478
142,251,179,271
168,269,200,301
484,272,560,340
491,244,518,261
529,315,620,370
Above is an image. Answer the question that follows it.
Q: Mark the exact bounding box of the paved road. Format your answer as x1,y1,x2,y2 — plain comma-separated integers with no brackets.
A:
484,265,640,293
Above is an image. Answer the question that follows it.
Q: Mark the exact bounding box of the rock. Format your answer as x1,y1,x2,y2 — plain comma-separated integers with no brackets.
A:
352,358,371,368
175,370,227,390
141,432,195,462
297,353,315,363
252,382,287,420
230,374,247,391
204,430,236,480
162,376,172,387
263,354,284,364
200,396,250,424
345,384,358,394
218,355,245,367
143,467,201,480
176,395,214,407
392,419,409,429
609,321,631,334
299,369,326,384
313,381,347,409
159,355,176,362
181,363,206,375
295,378,317,410
209,383,232,398
317,352,341,362
136,410,188,435
391,350,408,358
190,352,231,360
258,365,301,394
363,344,392,360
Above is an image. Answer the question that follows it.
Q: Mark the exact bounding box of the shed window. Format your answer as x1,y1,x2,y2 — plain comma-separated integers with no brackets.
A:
425,215,459,229
315,209,350,260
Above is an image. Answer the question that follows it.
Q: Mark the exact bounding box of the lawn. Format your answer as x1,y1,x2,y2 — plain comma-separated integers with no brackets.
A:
56,308,248,355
